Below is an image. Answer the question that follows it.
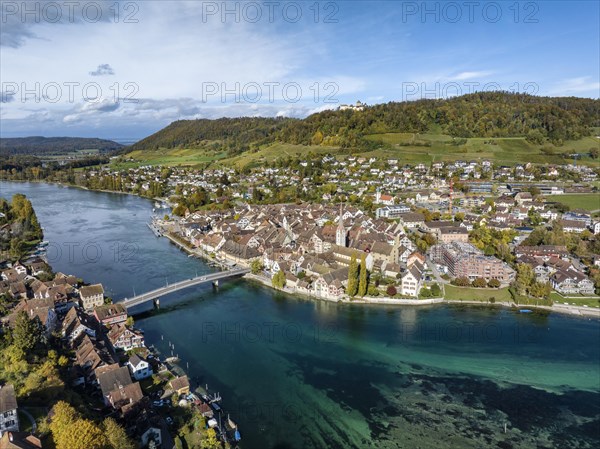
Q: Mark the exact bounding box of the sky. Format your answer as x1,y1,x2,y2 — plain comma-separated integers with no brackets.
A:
0,0,599,140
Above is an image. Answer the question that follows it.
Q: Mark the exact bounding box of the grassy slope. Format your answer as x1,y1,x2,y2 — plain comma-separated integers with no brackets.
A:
363,133,600,166
444,285,513,302
116,131,600,169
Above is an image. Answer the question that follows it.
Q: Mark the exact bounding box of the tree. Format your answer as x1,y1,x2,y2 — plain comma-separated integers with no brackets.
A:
103,418,136,449
487,278,501,288
347,253,358,296
12,311,44,353
452,277,470,287
514,263,535,296
472,277,487,288
203,427,221,449
250,259,263,274
272,270,286,289
430,283,441,296
386,285,397,297
358,254,368,297
50,402,108,449
367,285,379,296
9,238,25,260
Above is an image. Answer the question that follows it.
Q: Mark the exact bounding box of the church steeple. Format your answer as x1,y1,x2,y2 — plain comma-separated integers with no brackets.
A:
336,202,347,247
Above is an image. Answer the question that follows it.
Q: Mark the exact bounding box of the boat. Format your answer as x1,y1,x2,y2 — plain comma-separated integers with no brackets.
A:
147,222,162,237
519,309,533,313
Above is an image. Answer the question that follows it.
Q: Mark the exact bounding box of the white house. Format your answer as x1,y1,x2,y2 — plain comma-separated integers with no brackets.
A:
400,265,423,297
127,354,153,381
0,384,19,436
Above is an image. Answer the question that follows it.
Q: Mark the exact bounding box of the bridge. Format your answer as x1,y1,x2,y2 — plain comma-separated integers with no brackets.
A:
120,267,250,309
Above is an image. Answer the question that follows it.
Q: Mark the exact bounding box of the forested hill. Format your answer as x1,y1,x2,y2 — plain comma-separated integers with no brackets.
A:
0,136,123,155
130,92,600,153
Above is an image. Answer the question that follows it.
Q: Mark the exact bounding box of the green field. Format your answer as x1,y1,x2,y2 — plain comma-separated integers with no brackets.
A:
549,292,600,308
547,193,600,212
111,147,229,169
363,132,600,166
444,285,513,302
116,130,600,169
112,142,336,169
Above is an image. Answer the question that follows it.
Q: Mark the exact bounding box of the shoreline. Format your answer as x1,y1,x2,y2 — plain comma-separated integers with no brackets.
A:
158,228,600,319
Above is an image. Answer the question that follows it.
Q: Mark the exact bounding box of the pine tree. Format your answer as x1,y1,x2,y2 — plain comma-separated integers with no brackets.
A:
347,253,358,296
358,254,368,297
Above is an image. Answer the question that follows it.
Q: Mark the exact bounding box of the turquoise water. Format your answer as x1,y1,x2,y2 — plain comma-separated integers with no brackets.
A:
1,182,599,449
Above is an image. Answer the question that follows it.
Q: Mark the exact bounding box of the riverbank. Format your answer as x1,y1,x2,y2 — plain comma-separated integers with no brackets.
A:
156,225,600,318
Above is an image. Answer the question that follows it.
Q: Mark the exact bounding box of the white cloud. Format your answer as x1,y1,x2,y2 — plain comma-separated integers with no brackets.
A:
449,71,494,81
550,76,600,96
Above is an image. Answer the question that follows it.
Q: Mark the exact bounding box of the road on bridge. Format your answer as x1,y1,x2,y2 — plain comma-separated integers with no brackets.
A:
121,267,249,309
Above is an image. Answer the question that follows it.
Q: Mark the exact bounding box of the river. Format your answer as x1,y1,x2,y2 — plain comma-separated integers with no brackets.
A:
1,181,599,449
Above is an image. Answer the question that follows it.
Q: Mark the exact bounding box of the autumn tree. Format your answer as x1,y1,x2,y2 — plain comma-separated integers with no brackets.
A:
358,254,368,297
12,311,45,353
272,270,286,289
103,417,136,449
347,253,358,297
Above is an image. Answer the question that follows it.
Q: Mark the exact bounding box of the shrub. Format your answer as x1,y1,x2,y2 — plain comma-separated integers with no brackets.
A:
472,277,487,288
452,277,470,287
367,285,380,296
487,279,501,288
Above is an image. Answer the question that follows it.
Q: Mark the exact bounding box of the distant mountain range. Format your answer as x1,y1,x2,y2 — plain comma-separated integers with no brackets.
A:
129,92,600,156
0,136,123,156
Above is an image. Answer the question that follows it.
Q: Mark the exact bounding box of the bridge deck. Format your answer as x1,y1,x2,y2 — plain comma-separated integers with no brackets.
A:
121,268,249,308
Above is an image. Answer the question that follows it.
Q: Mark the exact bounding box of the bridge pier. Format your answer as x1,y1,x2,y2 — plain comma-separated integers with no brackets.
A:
153,298,160,309
212,280,219,288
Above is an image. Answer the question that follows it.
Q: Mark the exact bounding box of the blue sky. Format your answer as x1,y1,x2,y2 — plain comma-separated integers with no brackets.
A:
1,0,598,140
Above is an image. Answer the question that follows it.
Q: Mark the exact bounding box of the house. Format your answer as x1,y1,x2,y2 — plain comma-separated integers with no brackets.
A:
107,324,145,352
0,384,19,437
397,212,425,229
0,432,42,449
94,303,128,326
128,354,153,381
108,382,144,416
559,219,587,234
169,376,190,396
400,263,423,297
97,365,133,406
551,269,595,295
375,191,394,206
79,284,104,312
61,307,97,346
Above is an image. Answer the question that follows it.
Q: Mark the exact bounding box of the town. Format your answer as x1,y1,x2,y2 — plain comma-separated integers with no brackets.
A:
0,249,239,447
108,155,600,309
1,153,599,449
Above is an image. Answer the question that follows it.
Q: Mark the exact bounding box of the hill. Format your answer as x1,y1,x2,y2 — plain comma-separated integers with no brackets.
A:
124,92,600,168
0,136,123,156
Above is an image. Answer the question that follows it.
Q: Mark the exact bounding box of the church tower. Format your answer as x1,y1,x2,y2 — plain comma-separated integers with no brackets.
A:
336,203,347,247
